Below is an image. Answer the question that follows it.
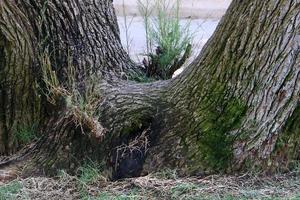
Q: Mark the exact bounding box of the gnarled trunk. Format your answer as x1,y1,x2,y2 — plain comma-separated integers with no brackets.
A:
0,0,299,180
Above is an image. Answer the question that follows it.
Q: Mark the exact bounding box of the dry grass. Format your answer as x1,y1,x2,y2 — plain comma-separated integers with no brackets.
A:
1,169,300,200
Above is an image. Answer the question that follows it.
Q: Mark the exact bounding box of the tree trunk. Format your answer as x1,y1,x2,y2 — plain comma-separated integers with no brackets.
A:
147,0,300,173
0,0,299,180
0,0,141,154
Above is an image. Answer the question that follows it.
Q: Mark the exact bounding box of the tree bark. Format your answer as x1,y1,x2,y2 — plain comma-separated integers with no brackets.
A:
147,0,300,173
0,0,141,154
0,0,299,180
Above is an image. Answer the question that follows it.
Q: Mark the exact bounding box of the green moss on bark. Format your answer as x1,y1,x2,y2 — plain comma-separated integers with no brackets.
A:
273,105,300,169
199,98,247,170
186,82,247,172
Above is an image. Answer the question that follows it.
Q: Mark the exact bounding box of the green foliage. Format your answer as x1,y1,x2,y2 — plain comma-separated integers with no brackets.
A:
0,181,22,200
137,0,194,80
149,0,192,66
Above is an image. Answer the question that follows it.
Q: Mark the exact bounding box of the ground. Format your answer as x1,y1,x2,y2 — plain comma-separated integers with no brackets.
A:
1,168,300,200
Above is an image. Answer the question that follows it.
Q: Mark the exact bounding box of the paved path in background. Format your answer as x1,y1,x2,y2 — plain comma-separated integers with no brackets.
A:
118,17,220,63
115,0,231,75
114,0,231,19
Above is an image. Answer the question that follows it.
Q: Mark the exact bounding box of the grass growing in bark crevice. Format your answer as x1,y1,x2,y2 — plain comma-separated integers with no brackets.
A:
40,51,106,140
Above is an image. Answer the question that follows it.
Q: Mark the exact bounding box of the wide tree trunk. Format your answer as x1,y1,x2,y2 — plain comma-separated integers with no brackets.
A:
0,0,299,180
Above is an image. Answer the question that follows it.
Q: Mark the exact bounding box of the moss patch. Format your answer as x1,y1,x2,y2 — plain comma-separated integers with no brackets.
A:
199,97,247,170
272,104,300,170
186,82,248,172
13,123,38,145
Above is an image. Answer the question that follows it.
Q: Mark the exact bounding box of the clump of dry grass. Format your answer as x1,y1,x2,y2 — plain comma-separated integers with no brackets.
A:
2,168,300,200
40,52,107,141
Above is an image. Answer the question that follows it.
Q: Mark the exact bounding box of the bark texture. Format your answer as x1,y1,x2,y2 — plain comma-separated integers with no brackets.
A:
146,0,300,173
0,0,141,154
0,0,299,180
